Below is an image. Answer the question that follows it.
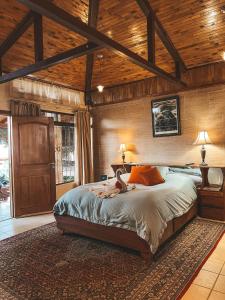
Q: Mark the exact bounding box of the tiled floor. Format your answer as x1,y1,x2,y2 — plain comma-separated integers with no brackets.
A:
0,197,11,222
0,213,55,240
182,233,225,300
0,215,224,300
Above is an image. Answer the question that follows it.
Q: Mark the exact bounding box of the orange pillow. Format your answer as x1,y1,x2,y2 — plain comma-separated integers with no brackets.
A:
139,167,165,186
128,165,152,184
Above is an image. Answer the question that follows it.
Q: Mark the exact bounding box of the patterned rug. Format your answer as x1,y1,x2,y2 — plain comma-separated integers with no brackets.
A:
0,218,224,300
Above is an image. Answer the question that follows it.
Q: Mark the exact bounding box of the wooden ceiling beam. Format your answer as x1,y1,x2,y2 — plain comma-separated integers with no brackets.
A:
136,0,186,72
18,0,186,87
0,11,33,57
85,0,100,105
147,11,155,64
33,12,43,62
0,58,2,76
0,42,100,84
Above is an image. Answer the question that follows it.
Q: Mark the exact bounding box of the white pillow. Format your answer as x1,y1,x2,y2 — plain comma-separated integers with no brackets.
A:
120,173,131,183
156,166,169,179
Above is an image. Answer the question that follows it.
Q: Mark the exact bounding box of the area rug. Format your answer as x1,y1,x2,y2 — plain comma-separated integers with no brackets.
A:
0,218,224,300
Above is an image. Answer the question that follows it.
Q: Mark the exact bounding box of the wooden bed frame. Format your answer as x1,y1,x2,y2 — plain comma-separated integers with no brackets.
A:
54,201,197,262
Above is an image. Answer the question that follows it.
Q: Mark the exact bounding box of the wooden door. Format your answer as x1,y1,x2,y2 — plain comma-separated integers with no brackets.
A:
11,117,56,217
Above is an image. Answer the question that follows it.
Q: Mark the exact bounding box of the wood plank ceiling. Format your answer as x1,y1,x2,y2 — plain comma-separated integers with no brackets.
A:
0,0,225,91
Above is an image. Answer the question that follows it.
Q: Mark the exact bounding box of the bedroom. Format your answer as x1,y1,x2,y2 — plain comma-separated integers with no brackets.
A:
0,0,225,299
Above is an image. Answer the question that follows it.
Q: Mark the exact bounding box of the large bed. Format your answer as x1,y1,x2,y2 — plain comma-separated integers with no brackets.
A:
54,170,199,261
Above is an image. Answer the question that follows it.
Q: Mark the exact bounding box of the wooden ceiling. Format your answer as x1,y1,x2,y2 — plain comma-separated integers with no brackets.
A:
1,0,225,91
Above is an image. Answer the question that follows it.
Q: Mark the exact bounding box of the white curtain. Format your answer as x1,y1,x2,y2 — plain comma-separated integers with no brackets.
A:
10,78,85,108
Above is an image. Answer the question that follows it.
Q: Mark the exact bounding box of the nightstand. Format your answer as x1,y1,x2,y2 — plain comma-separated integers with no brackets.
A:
198,166,225,221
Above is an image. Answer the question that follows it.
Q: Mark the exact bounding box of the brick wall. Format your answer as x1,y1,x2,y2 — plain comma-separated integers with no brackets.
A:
92,84,225,180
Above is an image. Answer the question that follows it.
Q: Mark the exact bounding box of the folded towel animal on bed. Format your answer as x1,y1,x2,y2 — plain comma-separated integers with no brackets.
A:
89,168,135,199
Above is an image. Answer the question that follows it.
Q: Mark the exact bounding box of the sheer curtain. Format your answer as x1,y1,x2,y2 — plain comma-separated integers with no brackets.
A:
75,111,93,185
10,78,85,108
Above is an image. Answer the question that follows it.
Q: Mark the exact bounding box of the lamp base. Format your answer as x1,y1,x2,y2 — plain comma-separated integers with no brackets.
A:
200,145,207,166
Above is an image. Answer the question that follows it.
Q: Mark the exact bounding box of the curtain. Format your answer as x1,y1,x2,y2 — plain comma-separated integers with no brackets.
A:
10,100,41,116
10,78,85,108
75,111,93,185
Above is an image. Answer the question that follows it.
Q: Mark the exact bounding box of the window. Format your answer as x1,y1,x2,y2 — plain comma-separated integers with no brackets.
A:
43,112,75,184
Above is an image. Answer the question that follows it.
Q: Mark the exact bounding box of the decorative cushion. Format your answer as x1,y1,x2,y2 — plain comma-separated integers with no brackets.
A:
139,167,165,186
128,165,152,184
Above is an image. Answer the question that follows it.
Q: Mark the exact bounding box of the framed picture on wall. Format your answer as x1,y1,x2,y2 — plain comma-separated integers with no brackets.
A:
151,95,181,137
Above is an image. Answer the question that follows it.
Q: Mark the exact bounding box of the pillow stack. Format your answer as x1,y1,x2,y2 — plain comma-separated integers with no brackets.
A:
128,165,165,186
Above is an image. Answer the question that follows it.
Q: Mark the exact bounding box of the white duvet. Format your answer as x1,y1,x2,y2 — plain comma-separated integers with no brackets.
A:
54,173,198,254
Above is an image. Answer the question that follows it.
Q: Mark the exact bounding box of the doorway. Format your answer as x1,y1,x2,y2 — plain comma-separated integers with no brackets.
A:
0,115,11,221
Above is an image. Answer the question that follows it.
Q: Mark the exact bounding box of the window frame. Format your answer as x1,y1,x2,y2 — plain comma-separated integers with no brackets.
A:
42,111,75,186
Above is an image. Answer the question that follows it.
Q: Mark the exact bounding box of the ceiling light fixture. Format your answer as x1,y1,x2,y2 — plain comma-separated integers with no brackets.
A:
97,85,104,92
97,54,104,93
221,5,225,13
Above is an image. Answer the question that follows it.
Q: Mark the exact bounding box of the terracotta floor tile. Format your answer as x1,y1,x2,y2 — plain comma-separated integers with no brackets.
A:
193,270,218,289
210,251,225,263
214,275,225,294
202,258,224,274
0,214,54,237
181,284,211,300
208,291,225,300
220,264,225,276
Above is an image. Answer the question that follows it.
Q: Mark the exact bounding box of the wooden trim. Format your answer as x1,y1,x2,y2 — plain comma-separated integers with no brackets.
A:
0,42,100,84
0,11,34,57
91,61,225,107
54,121,74,127
0,110,11,116
42,110,74,116
56,181,74,186
54,202,197,261
18,0,186,86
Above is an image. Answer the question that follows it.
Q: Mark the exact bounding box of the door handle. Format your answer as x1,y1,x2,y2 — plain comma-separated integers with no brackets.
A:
49,163,55,168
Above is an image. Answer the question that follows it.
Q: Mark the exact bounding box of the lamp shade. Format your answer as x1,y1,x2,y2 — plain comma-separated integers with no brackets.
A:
193,131,211,145
119,144,127,152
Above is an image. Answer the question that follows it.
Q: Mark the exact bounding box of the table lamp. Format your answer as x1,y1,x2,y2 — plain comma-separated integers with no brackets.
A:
119,144,127,164
193,131,211,165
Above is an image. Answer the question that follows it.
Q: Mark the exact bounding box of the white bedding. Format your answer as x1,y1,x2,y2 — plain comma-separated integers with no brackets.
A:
54,173,197,254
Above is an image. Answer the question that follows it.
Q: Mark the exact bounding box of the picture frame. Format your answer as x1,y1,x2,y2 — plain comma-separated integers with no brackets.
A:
151,95,181,137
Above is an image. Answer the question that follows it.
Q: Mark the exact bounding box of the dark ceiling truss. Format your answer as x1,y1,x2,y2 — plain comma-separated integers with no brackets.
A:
18,0,187,86
0,0,187,91
136,0,187,73
0,11,33,57
0,7,101,84
85,0,100,106
33,12,44,62
0,42,101,84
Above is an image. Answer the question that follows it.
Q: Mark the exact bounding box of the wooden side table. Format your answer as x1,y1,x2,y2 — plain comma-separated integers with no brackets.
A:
198,166,225,221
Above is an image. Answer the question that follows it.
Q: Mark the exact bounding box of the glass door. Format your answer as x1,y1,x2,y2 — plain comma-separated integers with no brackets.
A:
0,115,11,221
